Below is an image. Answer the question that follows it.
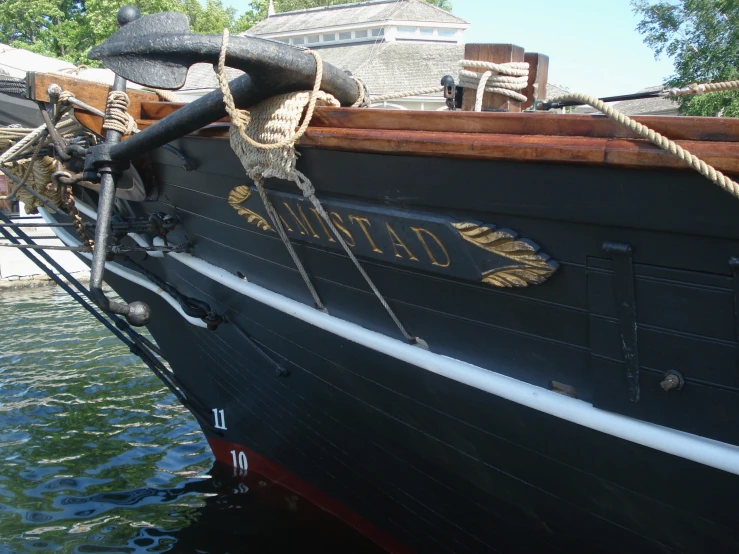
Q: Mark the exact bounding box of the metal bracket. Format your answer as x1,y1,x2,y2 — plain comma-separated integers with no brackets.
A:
441,75,456,111
603,242,640,403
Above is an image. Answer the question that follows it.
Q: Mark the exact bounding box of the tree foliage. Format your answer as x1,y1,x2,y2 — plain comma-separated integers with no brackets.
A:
0,0,253,65
632,0,739,116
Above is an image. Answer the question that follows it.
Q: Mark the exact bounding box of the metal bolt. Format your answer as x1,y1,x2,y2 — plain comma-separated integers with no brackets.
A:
47,83,62,100
660,370,684,392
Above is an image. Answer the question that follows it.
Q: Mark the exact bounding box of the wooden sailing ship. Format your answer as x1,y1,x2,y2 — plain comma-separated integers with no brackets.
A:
4,5,739,552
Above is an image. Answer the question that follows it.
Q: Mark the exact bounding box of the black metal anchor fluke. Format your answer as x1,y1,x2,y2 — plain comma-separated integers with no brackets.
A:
84,7,361,166
88,5,151,327
82,5,364,327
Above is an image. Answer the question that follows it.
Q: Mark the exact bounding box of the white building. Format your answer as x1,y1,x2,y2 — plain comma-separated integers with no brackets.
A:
180,0,470,110
247,0,469,110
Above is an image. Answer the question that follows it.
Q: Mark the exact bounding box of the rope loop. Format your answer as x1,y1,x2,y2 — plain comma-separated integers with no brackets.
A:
217,28,324,150
457,60,530,108
102,90,138,135
218,27,418,342
58,90,75,104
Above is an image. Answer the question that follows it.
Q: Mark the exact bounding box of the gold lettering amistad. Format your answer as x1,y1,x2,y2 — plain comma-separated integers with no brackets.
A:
411,227,451,267
329,212,355,247
283,203,319,238
349,216,383,254
310,208,336,243
385,223,419,261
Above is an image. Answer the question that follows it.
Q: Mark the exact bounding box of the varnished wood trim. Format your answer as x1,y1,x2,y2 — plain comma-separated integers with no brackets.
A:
28,72,157,120
138,102,739,143
298,128,739,174
76,110,739,175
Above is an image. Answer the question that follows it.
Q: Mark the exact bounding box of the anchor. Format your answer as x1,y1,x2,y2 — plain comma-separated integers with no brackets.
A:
83,5,363,325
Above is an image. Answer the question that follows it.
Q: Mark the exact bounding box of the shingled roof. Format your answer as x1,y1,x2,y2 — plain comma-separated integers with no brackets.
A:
179,42,461,96
247,0,467,36
320,41,462,97
610,86,679,115
576,86,680,116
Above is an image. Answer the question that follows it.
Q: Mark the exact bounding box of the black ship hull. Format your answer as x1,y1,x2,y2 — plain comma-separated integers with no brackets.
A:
52,132,739,553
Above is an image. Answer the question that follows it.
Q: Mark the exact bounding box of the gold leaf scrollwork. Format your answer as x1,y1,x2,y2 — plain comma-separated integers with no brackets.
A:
452,222,557,288
227,186,273,232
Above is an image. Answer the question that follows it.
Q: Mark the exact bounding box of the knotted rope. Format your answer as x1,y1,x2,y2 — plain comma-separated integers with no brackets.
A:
546,91,739,200
457,60,530,109
216,28,420,345
102,90,138,135
366,60,530,111
0,119,82,213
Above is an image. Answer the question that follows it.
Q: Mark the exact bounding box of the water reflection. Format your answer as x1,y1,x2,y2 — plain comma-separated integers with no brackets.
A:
0,287,387,553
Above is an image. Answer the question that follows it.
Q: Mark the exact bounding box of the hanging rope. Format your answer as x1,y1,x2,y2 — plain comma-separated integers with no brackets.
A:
216,28,421,345
361,59,530,110
546,91,739,200
217,28,329,312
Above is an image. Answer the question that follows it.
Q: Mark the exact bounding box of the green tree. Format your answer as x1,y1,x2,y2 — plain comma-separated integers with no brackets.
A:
632,0,739,116
0,0,252,65
0,0,453,66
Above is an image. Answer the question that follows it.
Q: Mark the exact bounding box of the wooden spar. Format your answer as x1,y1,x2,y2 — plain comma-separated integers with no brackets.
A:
460,44,525,112
27,72,157,121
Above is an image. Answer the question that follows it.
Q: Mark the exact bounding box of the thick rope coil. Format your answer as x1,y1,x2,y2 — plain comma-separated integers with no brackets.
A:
102,90,138,135
457,61,530,108
217,28,323,151
548,91,739,200
358,60,529,109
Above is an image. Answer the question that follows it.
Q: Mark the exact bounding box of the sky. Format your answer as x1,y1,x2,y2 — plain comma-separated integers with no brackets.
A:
222,0,676,97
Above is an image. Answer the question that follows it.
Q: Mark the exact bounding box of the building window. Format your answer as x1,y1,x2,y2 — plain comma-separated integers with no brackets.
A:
438,28,456,38
371,28,384,37
339,31,352,40
323,33,335,42
307,34,320,44
398,26,416,35
292,36,305,45
355,29,368,38
420,27,434,37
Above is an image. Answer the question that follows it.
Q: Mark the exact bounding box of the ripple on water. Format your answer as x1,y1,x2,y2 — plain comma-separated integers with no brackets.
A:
0,287,212,552
0,286,394,554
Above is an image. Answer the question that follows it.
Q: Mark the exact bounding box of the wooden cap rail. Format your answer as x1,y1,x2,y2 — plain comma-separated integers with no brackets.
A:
27,72,739,176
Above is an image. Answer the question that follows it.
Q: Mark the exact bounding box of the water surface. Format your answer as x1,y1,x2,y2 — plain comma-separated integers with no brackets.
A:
0,286,387,553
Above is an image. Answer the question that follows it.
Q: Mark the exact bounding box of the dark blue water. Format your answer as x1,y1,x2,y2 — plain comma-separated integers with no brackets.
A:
0,286,389,553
